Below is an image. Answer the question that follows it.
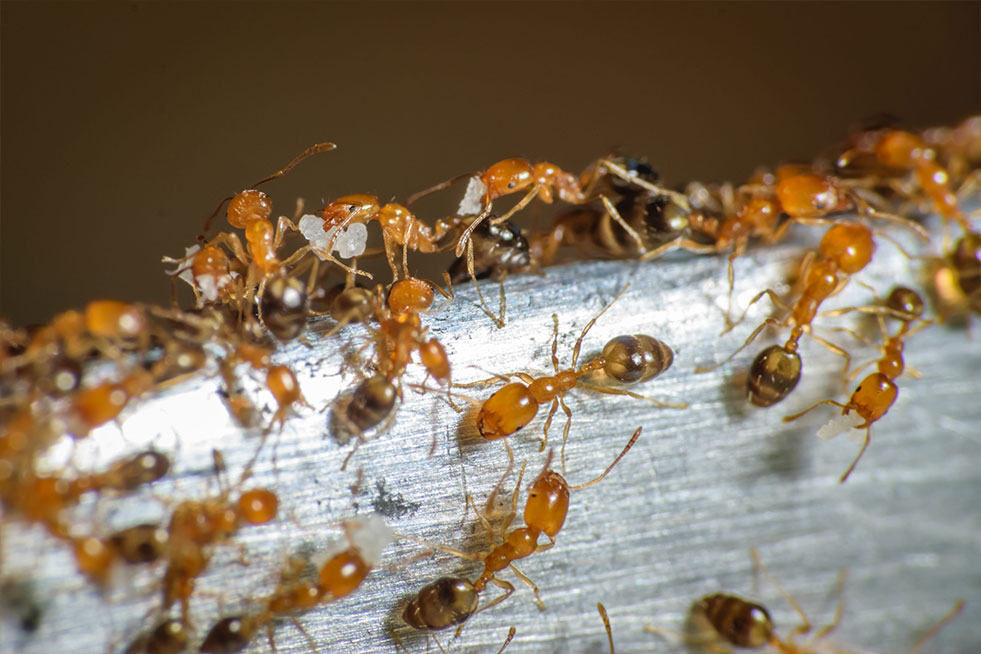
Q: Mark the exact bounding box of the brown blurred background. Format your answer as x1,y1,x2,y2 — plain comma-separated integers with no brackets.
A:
2,1,978,327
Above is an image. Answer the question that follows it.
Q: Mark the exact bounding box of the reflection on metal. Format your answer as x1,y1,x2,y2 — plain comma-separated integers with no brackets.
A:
2,218,978,653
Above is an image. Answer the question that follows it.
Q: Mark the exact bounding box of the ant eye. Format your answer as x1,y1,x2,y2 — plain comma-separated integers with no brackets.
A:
508,182,516,189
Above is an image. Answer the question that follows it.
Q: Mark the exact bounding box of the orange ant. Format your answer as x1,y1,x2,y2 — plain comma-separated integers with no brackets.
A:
0,449,170,583
783,286,932,482
160,449,279,623
172,142,334,331
316,194,454,282
643,168,926,327
199,514,393,654
837,126,972,235
470,285,683,472
399,428,640,628
697,222,881,407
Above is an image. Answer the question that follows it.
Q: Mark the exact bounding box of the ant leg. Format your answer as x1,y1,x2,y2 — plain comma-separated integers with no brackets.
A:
783,399,847,423
454,206,492,257
640,236,718,261
558,395,573,476
467,494,498,543
694,317,781,374
809,332,852,382
570,284,630,367
392,532,483,563
490,185,541,225
725,288,790,337
579,383,688,409
597,603,614,654
540,399,559,452
508,563,545,610
466,238,505,328
599,194,647,254
809,569,847,644
550,314,561,373
474,578,515,615
851,193,930,241
495,627,517,654
839,427,872,483
596,158,691,209
750,548,812,638
911,599,966,654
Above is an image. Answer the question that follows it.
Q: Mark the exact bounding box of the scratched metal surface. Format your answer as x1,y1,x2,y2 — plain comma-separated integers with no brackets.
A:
1,219,979,654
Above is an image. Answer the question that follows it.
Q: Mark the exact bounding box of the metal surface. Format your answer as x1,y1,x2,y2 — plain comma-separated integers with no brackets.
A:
2,218,979,654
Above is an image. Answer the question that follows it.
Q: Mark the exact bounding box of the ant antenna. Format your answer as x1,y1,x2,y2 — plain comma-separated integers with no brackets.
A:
569,427,641,490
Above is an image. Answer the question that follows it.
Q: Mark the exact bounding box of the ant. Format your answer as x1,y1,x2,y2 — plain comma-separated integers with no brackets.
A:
783,286,932,482
645,548,848,654
470,285,683,472
648,168,926,328
173,143,334,333
923,231,981,321
697,221,882,407
317,194,452,282
408,157,586,257
199,514,394,654
124,618,187,654
159,449,279,623
400,428,640,630
836,125,972,236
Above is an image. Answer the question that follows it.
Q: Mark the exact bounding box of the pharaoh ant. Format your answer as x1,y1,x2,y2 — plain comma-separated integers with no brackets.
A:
199,514,394,654
783,286,932,482
0,449,170,583
836,125,973,236
645,167,927,328
530,157,691,267
399,428,640,631
922,231,981,321
170,142,335,335
697,221,885,407
159,449,279,623
645,548,849,654
469,285,683,473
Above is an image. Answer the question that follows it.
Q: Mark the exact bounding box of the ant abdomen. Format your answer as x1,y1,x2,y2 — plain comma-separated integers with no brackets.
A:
200,616,254,654
260,276,309,342
746,344,802,407
694,593,774,648
402,576,479,631
601,335,673,384
345,375,398,432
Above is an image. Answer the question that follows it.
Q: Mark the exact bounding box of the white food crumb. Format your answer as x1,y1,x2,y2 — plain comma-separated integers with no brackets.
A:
334,222,367,259
298,214,367,259
817,411,865,442
457,176,487,216
346,513,393,567
196,274,219,302
171,245,200,285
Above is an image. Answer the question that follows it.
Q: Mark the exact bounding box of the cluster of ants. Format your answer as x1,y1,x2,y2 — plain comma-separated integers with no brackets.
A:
1,113,978,653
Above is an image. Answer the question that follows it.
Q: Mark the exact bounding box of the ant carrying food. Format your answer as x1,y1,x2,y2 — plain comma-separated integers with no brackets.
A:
783,286,932,482
199,514,393,654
